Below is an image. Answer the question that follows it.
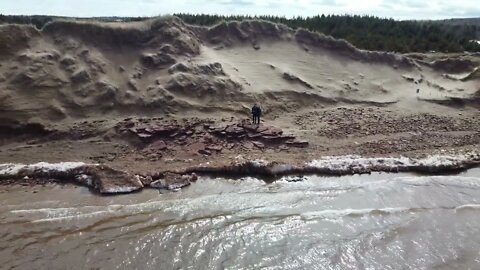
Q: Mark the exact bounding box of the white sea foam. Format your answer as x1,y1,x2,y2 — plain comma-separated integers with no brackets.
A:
11,207,82,215
306,155,412,170
102,185,142,194
306,154,478,172
455,204,480,211
270,164,295,174
0,162,87,177
27,162,86,172
301,207,414,220
249,159,268,167
31,210,112,223
0,164,25,176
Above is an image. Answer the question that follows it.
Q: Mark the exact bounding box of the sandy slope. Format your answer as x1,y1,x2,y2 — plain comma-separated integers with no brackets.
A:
194,43,478,111
0,16,478,123
0,16,478,174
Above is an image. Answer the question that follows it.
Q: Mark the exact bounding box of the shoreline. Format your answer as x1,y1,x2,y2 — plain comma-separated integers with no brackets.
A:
1,152,479,194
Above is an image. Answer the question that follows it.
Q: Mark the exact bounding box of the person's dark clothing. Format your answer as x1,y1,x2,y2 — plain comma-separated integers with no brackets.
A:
251,105,262,125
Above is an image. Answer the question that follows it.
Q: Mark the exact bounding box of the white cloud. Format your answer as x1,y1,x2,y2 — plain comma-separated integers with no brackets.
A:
0,0,479,19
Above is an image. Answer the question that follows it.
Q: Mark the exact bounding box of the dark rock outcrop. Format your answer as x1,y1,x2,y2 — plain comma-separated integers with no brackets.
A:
73,165,144,193
115,119,309,162
0,162,144,194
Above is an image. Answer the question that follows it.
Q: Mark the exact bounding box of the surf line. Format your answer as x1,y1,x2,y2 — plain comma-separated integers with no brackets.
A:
1,153,479,194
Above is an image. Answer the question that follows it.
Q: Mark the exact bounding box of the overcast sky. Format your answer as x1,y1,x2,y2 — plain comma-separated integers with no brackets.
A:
1,0,479,20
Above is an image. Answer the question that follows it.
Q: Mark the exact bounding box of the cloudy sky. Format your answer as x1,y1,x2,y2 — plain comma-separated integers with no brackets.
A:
1,0,479,20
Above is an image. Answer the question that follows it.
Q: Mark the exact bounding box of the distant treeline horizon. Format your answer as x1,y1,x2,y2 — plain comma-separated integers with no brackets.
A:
1,13,479,53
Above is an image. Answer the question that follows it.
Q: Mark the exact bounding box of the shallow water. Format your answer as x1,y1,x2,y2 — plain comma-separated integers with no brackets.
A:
1,169,480,269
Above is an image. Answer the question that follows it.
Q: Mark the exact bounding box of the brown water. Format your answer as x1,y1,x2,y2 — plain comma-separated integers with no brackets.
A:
1,169,480,269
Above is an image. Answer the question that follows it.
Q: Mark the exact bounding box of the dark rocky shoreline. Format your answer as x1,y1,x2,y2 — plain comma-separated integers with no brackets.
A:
1,153,479,194
116,118,308,162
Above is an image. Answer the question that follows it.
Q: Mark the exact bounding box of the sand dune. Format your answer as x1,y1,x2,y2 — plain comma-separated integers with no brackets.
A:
0,16,477,126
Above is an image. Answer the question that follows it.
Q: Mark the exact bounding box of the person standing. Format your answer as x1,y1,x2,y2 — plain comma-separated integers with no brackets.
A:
251,104,262,125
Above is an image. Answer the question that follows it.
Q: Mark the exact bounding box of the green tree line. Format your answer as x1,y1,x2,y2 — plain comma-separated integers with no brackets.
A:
1,14,479,53
175,14,480,53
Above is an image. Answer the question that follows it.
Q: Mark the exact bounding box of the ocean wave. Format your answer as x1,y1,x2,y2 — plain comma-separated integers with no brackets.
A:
300,207,417,220
455,204,480,211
